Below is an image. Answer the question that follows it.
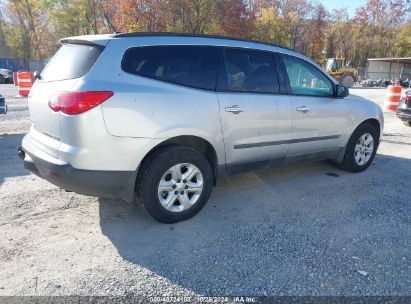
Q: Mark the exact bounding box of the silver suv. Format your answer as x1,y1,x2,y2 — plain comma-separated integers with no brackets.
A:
20,33,384,223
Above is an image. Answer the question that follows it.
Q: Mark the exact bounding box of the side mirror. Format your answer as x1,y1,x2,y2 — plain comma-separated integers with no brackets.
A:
336,84,349,98
33,71,41,80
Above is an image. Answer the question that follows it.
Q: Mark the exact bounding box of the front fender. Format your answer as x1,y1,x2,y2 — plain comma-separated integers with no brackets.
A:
335,94,384,162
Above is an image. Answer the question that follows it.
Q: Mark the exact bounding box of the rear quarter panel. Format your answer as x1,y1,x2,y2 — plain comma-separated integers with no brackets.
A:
87,38,226,165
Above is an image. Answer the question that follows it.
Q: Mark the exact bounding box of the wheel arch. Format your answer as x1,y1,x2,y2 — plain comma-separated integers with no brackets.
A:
336,117,382,163
138,135,219,185
360,118,381,139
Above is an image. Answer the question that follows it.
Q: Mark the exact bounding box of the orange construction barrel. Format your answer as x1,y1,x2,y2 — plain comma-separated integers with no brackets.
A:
16,71,33,97
384,85,402,111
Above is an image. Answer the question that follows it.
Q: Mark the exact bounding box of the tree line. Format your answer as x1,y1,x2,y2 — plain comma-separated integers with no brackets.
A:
0,0,410,69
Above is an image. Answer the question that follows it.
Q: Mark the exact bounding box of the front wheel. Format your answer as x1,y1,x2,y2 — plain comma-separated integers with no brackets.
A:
340,123,379,173
135,146,213,223
402,121,411,127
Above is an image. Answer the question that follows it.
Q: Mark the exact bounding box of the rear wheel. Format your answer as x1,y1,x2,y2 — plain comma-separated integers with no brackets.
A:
135,146,213,223
340,123,379,173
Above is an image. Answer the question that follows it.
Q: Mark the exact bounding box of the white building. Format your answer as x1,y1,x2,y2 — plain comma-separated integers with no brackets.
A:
365,57,411,80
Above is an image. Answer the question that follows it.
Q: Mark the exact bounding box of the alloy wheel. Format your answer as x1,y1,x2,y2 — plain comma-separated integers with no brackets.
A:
157,163,204,212
354,133,374,166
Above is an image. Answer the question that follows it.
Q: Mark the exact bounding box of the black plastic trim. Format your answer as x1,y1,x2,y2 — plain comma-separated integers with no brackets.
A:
226,157,285,176
396,108,411,121
21,148,137,202
0,95,6,115
273,53,288,94
217,148,342,179
234,135,341,149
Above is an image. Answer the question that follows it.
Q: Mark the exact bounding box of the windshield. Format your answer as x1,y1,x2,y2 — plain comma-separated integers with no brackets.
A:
326,58,343,72
326,59,335,70
40,43,103,82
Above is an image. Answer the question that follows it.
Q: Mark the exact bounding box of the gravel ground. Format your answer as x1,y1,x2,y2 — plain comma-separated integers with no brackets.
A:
0,87,30,134
0,84,410,296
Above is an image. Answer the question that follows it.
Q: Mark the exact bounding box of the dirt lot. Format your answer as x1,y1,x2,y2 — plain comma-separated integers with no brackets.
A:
0,84,410,296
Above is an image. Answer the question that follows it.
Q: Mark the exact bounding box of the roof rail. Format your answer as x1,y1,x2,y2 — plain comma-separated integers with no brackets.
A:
113,32,294,52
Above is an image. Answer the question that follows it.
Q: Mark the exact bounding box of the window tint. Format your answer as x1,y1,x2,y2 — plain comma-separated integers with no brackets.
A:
41,43,103,82
122,46,218,90
221,48,279,94
282,56,333,97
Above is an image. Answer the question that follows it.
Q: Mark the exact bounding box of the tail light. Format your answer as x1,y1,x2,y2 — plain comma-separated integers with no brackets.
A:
48,91,113,115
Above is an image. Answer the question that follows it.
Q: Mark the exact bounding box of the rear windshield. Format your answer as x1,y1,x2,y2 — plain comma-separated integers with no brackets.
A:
40,43,103,82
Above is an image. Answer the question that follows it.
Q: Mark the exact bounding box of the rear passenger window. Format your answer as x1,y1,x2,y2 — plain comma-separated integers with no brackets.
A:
281,55,334,97
122,46,218,91
221,48,279,94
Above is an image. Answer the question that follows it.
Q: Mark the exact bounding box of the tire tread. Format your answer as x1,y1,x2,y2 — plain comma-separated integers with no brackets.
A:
135,145,213,223
340,122,379,173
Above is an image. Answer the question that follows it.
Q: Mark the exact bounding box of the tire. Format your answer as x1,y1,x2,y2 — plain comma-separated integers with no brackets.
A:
402,121,411,127
135,146,213,223
341,75,354,88
0,76,4,84
340,123,379,173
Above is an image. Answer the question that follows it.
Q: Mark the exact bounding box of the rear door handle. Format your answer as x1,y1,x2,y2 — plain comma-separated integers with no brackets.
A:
225,105,244,114
296,106,310,113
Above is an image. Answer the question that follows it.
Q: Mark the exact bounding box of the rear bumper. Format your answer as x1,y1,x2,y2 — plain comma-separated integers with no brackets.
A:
396,109,411,122
20,134,137,202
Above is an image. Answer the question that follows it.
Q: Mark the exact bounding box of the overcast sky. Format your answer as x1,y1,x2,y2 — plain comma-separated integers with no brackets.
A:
320,0,367,16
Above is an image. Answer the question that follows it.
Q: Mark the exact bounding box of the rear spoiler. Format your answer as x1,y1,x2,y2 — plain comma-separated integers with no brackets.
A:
59,39,102,46
59,34,113,47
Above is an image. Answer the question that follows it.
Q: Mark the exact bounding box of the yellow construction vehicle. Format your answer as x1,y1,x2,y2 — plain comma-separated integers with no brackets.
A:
325,58,360,88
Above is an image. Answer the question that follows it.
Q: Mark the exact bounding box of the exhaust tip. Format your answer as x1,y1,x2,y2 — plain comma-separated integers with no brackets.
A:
17,146,25,160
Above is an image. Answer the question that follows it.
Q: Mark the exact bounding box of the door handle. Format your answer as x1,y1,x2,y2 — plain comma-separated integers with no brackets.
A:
225,105,244,114
296,106,311,113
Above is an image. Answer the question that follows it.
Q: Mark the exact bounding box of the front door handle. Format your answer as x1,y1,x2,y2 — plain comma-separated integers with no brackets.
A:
296,106,311,113
225,105,244,114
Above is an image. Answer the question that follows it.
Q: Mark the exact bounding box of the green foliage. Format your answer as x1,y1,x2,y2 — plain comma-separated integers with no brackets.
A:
5,0,49,62
394,18,411,57
254,8,290,46
44,0,89,37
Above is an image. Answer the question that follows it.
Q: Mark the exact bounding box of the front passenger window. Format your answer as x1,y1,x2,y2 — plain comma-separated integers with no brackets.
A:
282,56,333,97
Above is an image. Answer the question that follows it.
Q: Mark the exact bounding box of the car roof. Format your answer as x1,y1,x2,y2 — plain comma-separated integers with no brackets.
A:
61,32,294,53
